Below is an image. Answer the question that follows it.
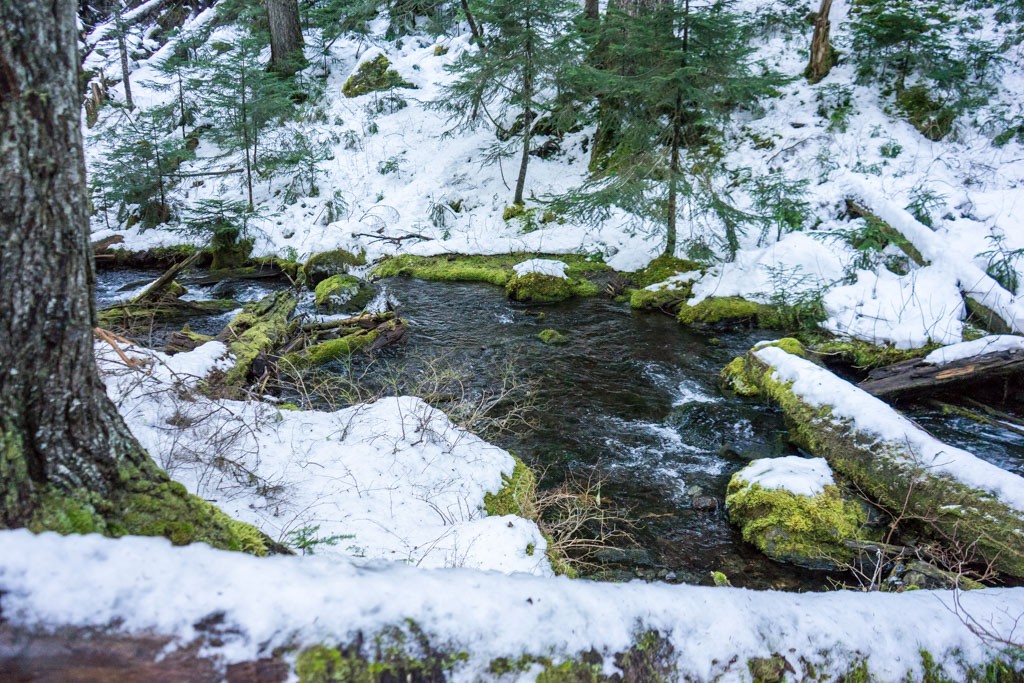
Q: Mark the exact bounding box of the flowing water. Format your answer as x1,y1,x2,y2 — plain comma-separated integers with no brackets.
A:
95,268,1024,590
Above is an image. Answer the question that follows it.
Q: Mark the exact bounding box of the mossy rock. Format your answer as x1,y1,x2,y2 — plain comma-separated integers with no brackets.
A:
629,285,692,312
342,54,415,98
538,329,569,345
314,274,375,314
303,248,367,287
726,462,871,569
677,296,776,327
506,272,598,303
484,454,538,519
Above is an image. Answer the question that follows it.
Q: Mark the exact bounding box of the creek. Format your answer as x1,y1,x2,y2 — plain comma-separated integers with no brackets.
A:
95,268,1024,590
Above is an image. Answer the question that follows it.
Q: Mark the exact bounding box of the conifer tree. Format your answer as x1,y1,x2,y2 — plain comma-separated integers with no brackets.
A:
566,0,782,257
439,0,578,206
195,33,297,210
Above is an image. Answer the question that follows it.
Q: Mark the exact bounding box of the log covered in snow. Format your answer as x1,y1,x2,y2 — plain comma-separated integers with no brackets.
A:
723,340,1024,577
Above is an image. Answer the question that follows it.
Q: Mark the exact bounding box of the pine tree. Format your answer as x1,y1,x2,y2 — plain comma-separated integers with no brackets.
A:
438,0,579,206
91,107,194,229
565,0,783,257
195,33,298,210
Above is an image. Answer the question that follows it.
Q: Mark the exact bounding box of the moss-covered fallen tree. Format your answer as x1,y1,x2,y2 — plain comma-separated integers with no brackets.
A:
722,339,1024,578
215,290,297,386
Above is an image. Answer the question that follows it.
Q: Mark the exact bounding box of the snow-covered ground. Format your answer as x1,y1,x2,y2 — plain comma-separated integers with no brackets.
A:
2,529,1022,681
98,340,551,575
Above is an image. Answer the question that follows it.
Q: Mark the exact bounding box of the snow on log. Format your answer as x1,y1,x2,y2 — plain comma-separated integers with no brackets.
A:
840,173,1024,335
858,335,1024,399
723,340,1024,577
1,530,1022,681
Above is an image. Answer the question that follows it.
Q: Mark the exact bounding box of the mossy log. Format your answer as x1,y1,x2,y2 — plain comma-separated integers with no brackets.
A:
97,298,237,331
215,291,298,386
858,347,1024,399
280,312,405,368
723,340,1024,577
131,250,203,304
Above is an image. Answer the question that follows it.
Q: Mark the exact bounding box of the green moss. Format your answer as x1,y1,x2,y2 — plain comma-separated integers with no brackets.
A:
284,327,384,368
342,55,414,98
433,44,449,56
220,291,297,386
484,455,538,518
538,329,569,345
677,296,775,326
748,654,792,683
26,475,268,555
738,347,1024,577
726,476,871,568
372,253,609,293
813,339,934,370
210,235,254,271
721,357,761,397
506,272,597,303
314,274,374,313
304,248,367,287
629,254,702,288
896,85,955,142
629,285,692,312
759,338,808,357
503,203,527,221
1,428,28,520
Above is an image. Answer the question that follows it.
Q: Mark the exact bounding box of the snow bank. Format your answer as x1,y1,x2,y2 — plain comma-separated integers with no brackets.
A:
736,456,835,497
1,530,1021,681
823,265,965,349
754,345,1024,513
688,233,848,305
97,342,551,576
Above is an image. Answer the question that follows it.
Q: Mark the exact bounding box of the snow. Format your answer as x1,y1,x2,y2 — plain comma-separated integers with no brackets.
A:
925,335,1024,366
823,265,965,349
754,345,1024,513
687,233,849,306
645,270,701,292
2,529,1022,681
737,456,835,497
512,258,568,279
97,341,551,576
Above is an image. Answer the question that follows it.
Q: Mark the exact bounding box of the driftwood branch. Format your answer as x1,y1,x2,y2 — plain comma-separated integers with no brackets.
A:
858,348,1024,399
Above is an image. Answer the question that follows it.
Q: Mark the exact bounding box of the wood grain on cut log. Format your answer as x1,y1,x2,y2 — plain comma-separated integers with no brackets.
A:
858,348,1024,399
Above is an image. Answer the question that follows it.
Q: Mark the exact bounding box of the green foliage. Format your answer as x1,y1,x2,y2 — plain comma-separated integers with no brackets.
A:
436,0,578,204
284,524,353,556
484,455,538,518
194,32,302,208
176,199,258,270
896,85,955,141
342,54,415,98
563,0,786,258
816,83,855,133
303,0,377,75
749,172,811,243
905,185,946,228
91,107,194,229
978,232,1024,294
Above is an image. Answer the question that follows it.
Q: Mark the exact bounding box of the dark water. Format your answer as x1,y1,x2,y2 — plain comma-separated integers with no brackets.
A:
94,269,1024,590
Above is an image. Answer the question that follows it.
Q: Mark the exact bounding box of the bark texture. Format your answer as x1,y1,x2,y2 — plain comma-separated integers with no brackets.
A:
0,0,155,526
265,0,305,76
806,0,834,84
0,1,273,556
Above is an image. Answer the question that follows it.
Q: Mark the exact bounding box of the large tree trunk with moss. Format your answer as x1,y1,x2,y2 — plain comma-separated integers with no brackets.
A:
722,341,1024,578
0,0,271,554
805,0,834,84
265,0,305,76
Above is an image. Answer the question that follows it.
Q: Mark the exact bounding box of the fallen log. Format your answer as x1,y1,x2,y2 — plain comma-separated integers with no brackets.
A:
280,313,405,369
91,234,124,253
722,338,1024,578
132,250,203,304
97,298,236,333
215,291,297,386
858,335,1024,399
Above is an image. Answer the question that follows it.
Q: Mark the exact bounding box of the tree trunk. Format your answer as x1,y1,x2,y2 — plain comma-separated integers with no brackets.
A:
460,0,483,45
113,4,134,109
584,0,599,22
806,0,834,84
0,0,154,525
265,0,305,76
0,0,273,554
